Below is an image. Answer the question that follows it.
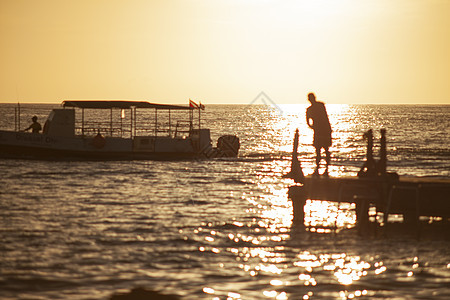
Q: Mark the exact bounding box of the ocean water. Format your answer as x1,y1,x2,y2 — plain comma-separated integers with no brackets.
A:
0,103,449,299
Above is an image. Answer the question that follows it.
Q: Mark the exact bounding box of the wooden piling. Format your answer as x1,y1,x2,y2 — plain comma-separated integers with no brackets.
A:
379,128,387,175
354,195,371,234
288,185,306,225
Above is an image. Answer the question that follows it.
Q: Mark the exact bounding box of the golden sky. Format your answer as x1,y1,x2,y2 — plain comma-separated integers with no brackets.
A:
1,0,449,104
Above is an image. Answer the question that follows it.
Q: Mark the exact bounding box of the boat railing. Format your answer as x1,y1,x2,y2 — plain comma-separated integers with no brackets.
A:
74,119,195,139
133,118,193,138
75,126,131,138
174,121,193,138
75,121,132,138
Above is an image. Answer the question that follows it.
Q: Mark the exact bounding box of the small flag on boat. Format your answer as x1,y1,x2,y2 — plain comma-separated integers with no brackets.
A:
190,99,205,110
189,99,199,109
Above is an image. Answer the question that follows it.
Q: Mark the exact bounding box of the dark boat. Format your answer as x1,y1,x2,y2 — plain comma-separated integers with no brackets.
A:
0,100,240,160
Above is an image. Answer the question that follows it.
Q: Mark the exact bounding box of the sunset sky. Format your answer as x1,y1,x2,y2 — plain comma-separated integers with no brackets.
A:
1,0,449,104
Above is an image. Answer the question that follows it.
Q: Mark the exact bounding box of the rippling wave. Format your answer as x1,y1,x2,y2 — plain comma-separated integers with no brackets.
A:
0,104,449,299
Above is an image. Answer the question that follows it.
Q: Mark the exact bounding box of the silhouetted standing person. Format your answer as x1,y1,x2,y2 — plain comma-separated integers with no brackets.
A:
306,93,332,175
24,116,42,133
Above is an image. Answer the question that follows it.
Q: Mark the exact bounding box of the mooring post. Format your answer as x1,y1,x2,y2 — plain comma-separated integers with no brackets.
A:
354,195,370,234
366,129,374,165
358,129,377,177
379,129,387,175
284,129,305,183
288,185,307,225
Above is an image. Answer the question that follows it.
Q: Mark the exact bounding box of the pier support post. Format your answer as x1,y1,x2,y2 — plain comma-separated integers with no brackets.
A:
288,186,307,225
354,195,370,234
379,129,387,175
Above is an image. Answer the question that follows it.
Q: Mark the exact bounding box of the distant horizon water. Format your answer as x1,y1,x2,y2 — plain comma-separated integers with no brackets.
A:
1,101,450,105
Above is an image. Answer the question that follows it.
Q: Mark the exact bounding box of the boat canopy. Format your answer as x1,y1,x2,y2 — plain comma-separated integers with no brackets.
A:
62,100,194,110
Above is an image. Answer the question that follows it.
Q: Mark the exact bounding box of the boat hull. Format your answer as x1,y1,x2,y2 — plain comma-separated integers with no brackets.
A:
0,130,200,160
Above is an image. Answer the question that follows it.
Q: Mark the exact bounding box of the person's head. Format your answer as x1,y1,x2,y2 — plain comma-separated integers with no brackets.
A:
32,116,38,122
307,93,316,104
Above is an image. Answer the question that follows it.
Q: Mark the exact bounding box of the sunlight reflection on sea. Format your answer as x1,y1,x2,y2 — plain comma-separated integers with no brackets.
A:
0,103,449,299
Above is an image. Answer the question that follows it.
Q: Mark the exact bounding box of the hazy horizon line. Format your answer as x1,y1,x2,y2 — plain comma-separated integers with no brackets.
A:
1,101,448,106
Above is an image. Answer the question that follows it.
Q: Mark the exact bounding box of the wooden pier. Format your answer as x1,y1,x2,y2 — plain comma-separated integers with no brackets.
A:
289,176,450,227
286,129,450,233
